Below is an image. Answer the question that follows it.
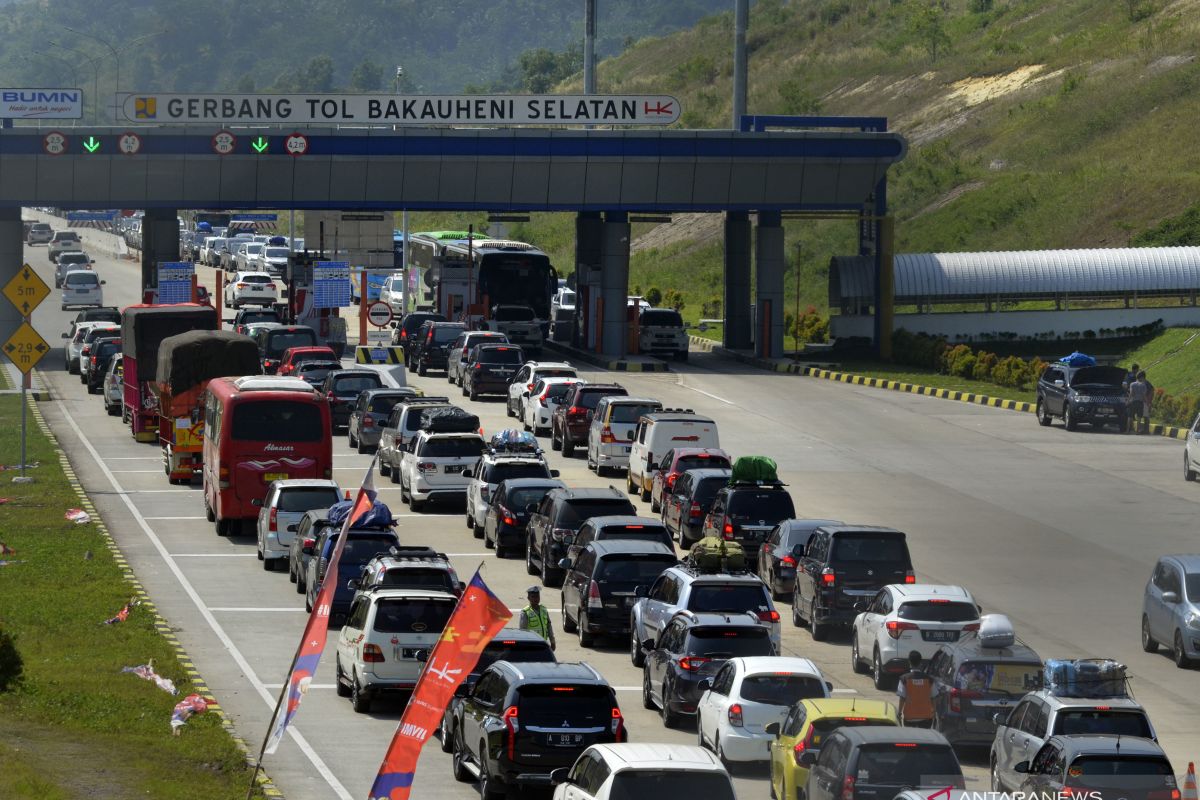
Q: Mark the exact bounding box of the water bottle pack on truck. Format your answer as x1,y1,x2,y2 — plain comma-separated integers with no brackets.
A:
155,330,261,484
121,304,218,442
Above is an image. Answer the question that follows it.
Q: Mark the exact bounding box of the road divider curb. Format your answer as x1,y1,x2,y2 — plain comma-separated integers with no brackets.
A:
543,340,671,372
25,371,286,800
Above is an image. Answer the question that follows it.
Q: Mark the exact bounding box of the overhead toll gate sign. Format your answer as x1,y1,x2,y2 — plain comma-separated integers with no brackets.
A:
118,92,681,126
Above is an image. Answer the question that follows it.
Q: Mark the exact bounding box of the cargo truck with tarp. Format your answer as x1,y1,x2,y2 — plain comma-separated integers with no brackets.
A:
155,330,261,483
121,304,218,442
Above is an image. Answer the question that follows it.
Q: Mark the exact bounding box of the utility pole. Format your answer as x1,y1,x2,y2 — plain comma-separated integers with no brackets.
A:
732,0,748,130
583,0,597,95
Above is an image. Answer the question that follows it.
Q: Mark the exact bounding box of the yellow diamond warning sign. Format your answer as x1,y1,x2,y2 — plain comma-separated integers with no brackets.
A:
2,263,51,316
3,322,50,374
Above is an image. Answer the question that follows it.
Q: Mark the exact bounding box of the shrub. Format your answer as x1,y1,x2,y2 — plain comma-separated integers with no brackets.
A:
661,289,685,311
644,287,662,306
972,350,998,381
992,355,1026,387
0,629,22,692
941,344,972,374
794,306,829,344
949,351,977,378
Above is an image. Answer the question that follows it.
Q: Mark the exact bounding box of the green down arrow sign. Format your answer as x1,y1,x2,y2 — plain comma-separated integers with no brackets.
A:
252,136,269,153
83,136,101,153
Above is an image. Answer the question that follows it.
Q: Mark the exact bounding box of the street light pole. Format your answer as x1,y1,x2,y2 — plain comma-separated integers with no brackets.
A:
61,27,167,122
732,0,748,129
63,26,116,122
49,41,101,124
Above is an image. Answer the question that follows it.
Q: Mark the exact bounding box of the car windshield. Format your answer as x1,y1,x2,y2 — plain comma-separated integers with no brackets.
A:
333,375,383,396
535,369,576,381
494,306,534,321
687,584,770,614
895,601,979,622
298,362,339,379
853,744,961,787
558,290,576,304
65,273,98,287
1068,757,1175,789
421,437,484,457
505,486,556,510
1053,710,1153,738
739,675,827,706
377,567,457,592
556,500,635,528
241,311,279,325
265,247,288,258
403,314,443,333
230,401,323,442
954,662,1042,695
472,639,555,674
611,403,659,424
277,488,340,513
245,245,263,255
641,310,683,327
727,490,795,520
327,533,398,563
577,390,622,410
809,717,896,748
544,382,577,401
487,463,551,483
609,771,734,800
430,326,465,344
516,684,611,726
402,405,450,432
596,527,671,548
96,342,121,357
1071,366,1127,388
596,555,677,584
372,598,455,633
267,331,317,357
477,347,523,364
830,533,909,563
369,395,410,414
685,626,772,657
675,454,730,472
692,476,729,504
61,253,89,263
241,274,272,284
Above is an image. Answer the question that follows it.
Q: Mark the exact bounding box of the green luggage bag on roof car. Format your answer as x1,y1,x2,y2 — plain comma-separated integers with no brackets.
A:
729,455,779,484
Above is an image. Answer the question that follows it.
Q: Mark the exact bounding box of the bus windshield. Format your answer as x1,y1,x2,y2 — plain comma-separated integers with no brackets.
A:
231,401,323,442
478,253,555,319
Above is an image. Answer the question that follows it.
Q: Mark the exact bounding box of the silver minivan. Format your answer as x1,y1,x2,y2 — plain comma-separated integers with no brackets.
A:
254,479,342,569
1141,553,1200,667
587,396,663,476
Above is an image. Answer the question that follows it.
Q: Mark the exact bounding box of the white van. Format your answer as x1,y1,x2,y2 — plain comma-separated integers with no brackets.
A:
627,410,719,500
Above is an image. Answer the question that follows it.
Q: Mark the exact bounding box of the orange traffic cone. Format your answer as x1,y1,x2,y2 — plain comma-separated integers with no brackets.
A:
1182,762,1198,800
344,489,352,500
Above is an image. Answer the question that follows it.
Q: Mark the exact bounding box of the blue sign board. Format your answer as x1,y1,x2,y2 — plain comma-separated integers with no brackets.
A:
157,261,194,304
231,213,278,221
313,261,351,308
67,211,116,221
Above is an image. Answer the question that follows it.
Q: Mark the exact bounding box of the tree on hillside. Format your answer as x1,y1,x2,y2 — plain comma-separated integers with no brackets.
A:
298,55,336,92
907,1,951,62
518,43,583,93
351,59,384,92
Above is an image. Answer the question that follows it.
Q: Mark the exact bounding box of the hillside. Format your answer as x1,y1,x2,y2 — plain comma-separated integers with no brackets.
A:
486,0,1200,330
0,0,726,97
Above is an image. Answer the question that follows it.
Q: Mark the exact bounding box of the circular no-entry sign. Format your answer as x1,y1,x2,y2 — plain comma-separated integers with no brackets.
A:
366,301,393,328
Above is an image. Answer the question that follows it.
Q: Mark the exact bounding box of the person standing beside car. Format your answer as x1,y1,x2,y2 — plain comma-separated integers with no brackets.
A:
1128,372,1149,434
896,651,935,727
518,586,556,651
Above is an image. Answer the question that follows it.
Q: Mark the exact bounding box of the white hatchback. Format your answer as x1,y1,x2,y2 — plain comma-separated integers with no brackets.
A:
61,270,105,310
224,271,278,308
695,656,831,764
523,376,584,435
551,743,734,800
506,361,578,419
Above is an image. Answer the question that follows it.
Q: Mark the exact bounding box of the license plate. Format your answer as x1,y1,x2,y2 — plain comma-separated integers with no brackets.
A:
264,472,289,481
547,733,583,747
444,465,465,474
1097,406,1113,413
923,630,956,642
76,289,89,294
401,648,424,659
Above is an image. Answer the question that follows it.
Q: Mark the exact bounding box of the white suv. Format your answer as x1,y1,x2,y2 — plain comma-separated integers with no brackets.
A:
335,588,457,713
254,479,341,571
551,743,733,800
398,430,485,512
465,453,555,537
505,361,578,419
48,230,82,262
850,584,981,690
61,270,105,310
223,271,278,308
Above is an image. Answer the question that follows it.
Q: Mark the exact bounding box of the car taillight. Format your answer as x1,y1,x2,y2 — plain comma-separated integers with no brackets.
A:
90,355,97,365
567,406,584,417
551,528,573,542
886,620,919,639
757,609,781,622
841,775,856,800
782,555,796,566
526,382,534,391
363,644,385,663
426,332,433,341
302,537,315,550
218,463,230,489
587,580,603,611
600,426,616,444
678,656,710,672
961,621,980,631
727,704,744,727
689,502,702,518
417,461,437,475
948,687,982,713
722,521,734,540
268,507,277,532
503,705,519,759
666,472,679,489
904,570,916,584
499,505,516,526
237,282,247,289
821,568,836,585
792,728,817,766
363,416,375,427
474,363,483,370
611,707,625,740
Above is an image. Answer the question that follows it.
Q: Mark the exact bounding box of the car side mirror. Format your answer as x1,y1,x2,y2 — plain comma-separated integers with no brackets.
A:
557,558,573,570
641,638,655,652
453,684,470,698
825,680,833,692
853,600,869,612
61,332,69,338
993,711,1008,726
525,503,538,513
697,678,711,692
634,585,648,597
101,280,106,285
765,722,781,737
346,579,359,589
798,751,817,768
1162,591,1179,604
457,581,466,594
549,768,572,786
287,524,298,533
1014,761,1030,774
1054,380,1065,387
550,469,560,478
251,498,263,507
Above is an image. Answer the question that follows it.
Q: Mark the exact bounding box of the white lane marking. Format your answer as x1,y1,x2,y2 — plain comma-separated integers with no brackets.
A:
210,607,306,612
172,553,257,558
118,489,195,493
507,607,561,613
831,688,860,694
681,385,734,405
145,516,206,520
107,456,160,460
111,469,167,473
56,407,354,800
266,684,336,690
611,687,641,691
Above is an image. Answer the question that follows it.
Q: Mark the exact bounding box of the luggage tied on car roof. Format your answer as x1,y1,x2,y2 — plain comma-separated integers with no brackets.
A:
729,455,780,485
419,405,480,433
1058,352,1097,367
687,536,747,573
1043,658,1128,698
327,498,394,529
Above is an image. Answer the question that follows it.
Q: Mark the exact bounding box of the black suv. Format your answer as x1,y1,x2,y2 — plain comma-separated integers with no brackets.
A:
661,467,732,547
792,525,914,640
483,478,565,558
319,369,385,432
1036,363,1129,432
85,337,122,393
802,727,964,800
409,321,467,376
438,629,557,753
232,307,280,335
701,480,797,547
641,609,774,728
393,311,446,363
447,662,625,800
525,487,638,588
560,540,678,647
462,343,525,401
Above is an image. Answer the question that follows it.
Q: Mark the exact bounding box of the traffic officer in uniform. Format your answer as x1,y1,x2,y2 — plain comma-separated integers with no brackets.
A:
518,585,556,651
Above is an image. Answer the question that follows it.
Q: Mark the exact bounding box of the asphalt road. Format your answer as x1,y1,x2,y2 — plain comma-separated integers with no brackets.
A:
21,213,1200,800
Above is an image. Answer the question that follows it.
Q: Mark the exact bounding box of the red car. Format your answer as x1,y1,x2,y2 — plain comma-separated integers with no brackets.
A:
649,447,733,512
278,346,338,376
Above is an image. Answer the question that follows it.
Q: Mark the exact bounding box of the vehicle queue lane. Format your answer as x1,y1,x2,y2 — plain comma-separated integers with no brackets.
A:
25,216,1198,798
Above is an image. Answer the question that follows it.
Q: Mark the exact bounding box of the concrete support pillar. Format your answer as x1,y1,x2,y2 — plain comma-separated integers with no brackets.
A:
599,211,630,358
754,211,785,358
574,212,603,350
0,207,23,349
723,211,752,349
140,208,180,301
877,215,894,361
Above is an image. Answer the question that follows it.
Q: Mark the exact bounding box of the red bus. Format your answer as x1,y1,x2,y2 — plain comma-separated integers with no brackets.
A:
202,375,333,535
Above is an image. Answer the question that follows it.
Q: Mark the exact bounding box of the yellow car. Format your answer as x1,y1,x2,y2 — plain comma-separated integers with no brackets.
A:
767,698,899,800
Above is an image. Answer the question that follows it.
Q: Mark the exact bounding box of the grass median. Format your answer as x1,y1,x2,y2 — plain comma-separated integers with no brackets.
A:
0,393,266,800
